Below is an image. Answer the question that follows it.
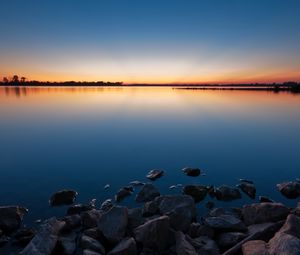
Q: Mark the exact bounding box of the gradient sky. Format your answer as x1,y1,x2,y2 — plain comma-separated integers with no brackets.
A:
0,0,300,84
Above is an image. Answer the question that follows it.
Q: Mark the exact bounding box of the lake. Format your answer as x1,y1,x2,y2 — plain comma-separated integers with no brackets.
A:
0,86,300,225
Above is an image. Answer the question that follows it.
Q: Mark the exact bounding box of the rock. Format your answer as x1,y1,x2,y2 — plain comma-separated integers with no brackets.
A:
217,232,247,248
20,217,65,255
242,203,289,225
128,208,145,230
142,201,159,217
130,181,145,186
0,235,10,247
239,179,254,184
81,235,105,254
59,232,77,255
104,184,110,190
182,167,201,177
291,202,300,217
146,169,164,181
237,182,256,199
247,222,284,240
100,199,113,212
276,214,300,239
0,206,28,233
204,214,247,232
259,196,275,203
269,232,300,255
82,209,102,229
49,189,78,206
62,214,81,231
108,237,137,255
277,181,300,199
156,195,196,232
83,228,103,241
205,201,215,210
134,215,170,251
188,223,214,239
136,184,160,203
175,231,197,255
182,185,207,203
13,228,36,246
215,185,241,201
242,240,270,255
206,185,215,198
98,206,128,244
187,235,220,255
83,249,103,255
67,203,94,215
115,186,133,202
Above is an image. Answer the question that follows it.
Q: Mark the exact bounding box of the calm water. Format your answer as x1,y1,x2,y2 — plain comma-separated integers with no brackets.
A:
0,86,300,224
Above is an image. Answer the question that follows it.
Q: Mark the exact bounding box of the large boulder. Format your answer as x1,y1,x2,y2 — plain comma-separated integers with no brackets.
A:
182,167,201,177
13,228,36,247
182,185,207,203
242,203,289,225
134,215,170,251
215,185,241,201
59,232,77,255
81,209,102,229
187,235,220,255
204,214,247,232
279,214,300,239
81,235,105,254
0,206,28,233
277,181,300,199
107,237,137,255
146,169,164,181
98,206,128,244
242,240,270,255
188,223,214,239
217,231,247,249
175,231,197,255
20,217,65,255
49,190,78,206
237,182,256,199
67,203,94,215
115,187,133,202
136,184,160,203
100,199,113,212
128,208,145,231
269,232,300,255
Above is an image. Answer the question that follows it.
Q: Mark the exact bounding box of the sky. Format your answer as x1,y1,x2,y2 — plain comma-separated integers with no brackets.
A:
0,0,300,84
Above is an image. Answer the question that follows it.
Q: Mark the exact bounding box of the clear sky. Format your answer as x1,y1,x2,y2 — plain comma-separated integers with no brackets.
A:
0,0,300,84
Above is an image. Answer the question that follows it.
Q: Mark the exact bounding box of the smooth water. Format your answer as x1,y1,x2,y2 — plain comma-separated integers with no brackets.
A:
0,86,300,224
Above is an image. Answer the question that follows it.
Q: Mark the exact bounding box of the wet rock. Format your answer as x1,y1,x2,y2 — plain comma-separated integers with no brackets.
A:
247,222,283,240
128,208,145,230
242,203,289,225
13,228,36,246
188,223,214,239
81,235,105,254
62,214,81,231
155,195,196,232
277,214,300,239
146,169,164,181
175,231,197,255
208,207,240,218
182,167,201,177
242,240,270,255
204,214,247,232
215,185,241,201
142,201,159,217
59,232,77,255
100,199,113,212
49,189,78,206
291,202,300,217
259,196,275,203
67,203,94,215
217,232,247,248
83,250,103,255
115,187,133,202
239,179,254,184
20,217,65,255
130,181,145,186
134,215,170,251
83,228,103,241
98,206,128,244
108,237,137,255
277,181,300,199
0,206,28,233
182,185,207,203
82,209,102,229
237,182,256,199
187,235,220,255
136,184,160,203
269,232,300,255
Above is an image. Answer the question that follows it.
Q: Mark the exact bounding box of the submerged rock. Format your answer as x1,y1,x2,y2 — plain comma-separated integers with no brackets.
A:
215,185,241,201
115,186,133,202
237,182,256,199
130,181,145,186
277,181,300,199
49,190,78,206
108,237,137,255
136,184,160,203
239,179,254,184
0,206,28,233
182,185,207,203
146,169,164,181
182,167,201,177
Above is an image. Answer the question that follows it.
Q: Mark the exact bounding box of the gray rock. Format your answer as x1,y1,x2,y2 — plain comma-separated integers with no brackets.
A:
82,209,102,229
59,232,77,255
242,240,270,255
134,215,170,251
130,181,145,186
142,201,159,217
188,223,214,239
49,189,78,206
128,208,145,230
81,235,105,254
20,217,65,255
269,232,300,255
146,169,164,181
217,232,247,248
277,181,300,199
215,185,241,201
279,214,300,239
108,237,137,255
175,231,197,255
136,184,160,203
100,199,113,212
187,236,220,255
182,185,207,203
115,187,133,202
98,206,128,244
67,203,94,215
237,182,256,199
204,214,247,232
0,206,28,233
62,214,81,231
182,167,201,177
83,228,103,241
242,203,289,225
83,250,103,255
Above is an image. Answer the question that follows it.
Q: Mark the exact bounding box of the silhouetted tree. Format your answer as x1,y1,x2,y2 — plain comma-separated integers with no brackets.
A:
12,75,19,83
20,77,26,83
3,77,9,83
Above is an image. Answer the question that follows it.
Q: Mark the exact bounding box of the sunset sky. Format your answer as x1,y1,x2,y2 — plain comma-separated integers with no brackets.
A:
0,0,300,84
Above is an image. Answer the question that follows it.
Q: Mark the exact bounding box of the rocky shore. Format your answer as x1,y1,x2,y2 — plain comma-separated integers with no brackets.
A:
1,168,300,255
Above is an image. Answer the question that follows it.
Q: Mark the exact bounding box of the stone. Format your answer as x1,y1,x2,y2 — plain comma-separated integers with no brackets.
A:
279,214,300,239
242,203,289,225
134,215,170,251
20,217,65,255
259,196,275,203
130,181,145,186
175,231,197,255
0,206,28,233
62,214,81,231
204,214,247,232
128,208,145,230
82,209,102,229
217,232,247,248
182,167,201,177
81,235,105,254
215,185,241,201
238,182,256,199
98,206,128,244
136,184,160,203
115,187,133,202
49,190,78,206
182,185,207,203
277,181,300,199
242,240,270,255
146,169,164,181
239,179,254,184
187,235,220,255
142,201,159,217
83,228,103,241
83,249,103,255
59,232,77,255
188,223,214,239
107,237,137,255
269,232,300,255
13,228,36,246
67,203,94,215
100,199,113,212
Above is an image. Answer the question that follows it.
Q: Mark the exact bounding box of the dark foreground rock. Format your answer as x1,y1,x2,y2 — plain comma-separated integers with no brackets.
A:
215,185,241,201
182,185,207,203
49,190,78,206
108,237,137,255
277,181,300,199
0,206,28,233
136,184,160,203
237,182,256,199
182,167,201,177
